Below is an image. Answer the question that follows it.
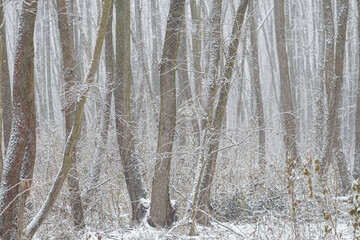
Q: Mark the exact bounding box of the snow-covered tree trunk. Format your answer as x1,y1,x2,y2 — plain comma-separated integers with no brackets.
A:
0,1,38,239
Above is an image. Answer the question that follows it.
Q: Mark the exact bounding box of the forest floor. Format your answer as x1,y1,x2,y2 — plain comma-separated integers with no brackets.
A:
83,219,353,239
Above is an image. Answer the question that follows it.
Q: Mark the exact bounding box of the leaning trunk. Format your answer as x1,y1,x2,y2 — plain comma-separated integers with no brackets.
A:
195,0,248,227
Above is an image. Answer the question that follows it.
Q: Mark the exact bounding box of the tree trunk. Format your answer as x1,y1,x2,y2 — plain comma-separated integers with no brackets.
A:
89,1,114,194
115,0,147,224
202,0,223,129
150,0,162,96
0,1,38,239
190,0,203,106
320,0,351,193
56,0,85,228
274,0,299,161
249,0,266,169
0,0,12,154
195,0,248,227
25,1,112,237
354,0,360,180
149,0,186,228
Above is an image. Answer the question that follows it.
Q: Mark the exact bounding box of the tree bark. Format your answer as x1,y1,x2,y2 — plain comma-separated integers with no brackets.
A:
115,0,147,224
320,0,351,192
249,0,266,169
274,0,299,161
25,1,112,237
89,1,114,194
0,0,12,154
354,0,360,180
149,0,186,228
195,0,248,227
56,0,85,228
0,1,38,239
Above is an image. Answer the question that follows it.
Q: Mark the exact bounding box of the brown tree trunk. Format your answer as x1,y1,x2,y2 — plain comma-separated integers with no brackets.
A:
320,0,351,192
354,0,360,180
115,0,147,224
149,0,186,228
25,1,112,237
195,0,248,227
0,1,38,239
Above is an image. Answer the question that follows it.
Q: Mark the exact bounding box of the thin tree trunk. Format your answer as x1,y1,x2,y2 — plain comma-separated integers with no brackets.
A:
150,0,162,96
249,0,266,170
274,0,299,161
190,0,203,106
149,0,186,228
115,0,147,224
55,0,85,228
0,0,12,154
0,1,38,239
195,0,248,227
89,1,114,195
353,0,360,180
202,0,223,128
320,0,351,192
45,0,54,124
25,1,112,237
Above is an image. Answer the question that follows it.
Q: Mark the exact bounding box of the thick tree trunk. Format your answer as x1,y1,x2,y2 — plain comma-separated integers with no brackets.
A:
0,1,38,239
274,0,299,161
320,0,351,192
354,0,360,180
149,0,186,228
115,0,147,224
25,1,112,237
195,0,248,227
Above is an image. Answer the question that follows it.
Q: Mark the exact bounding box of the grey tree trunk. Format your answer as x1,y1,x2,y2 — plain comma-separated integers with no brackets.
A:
115,0,147,224
149,0,186,228
0,0,11,155
249,0,266,169
195,0,248,227
25,1,112,237
274,0,299,161
89,2,114,194
56,0,85,228
354,0,360,180
0,1,38,239
150,0,162,96
320,0,351,193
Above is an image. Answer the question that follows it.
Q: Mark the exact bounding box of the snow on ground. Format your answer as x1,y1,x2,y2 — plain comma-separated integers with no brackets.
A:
83,219,354,239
